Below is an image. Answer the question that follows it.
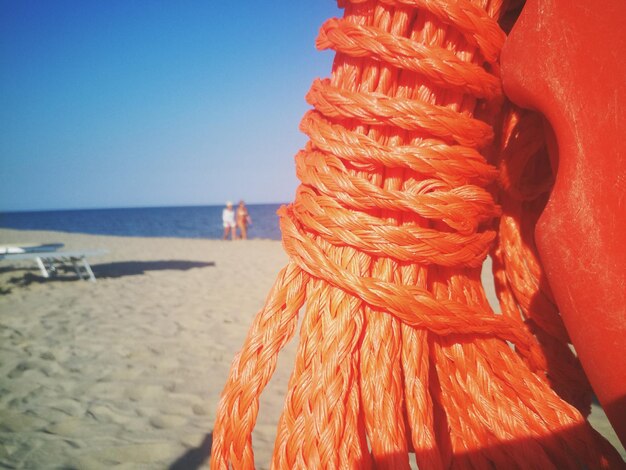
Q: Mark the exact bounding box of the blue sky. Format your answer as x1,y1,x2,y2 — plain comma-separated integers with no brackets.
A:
0,1,341,211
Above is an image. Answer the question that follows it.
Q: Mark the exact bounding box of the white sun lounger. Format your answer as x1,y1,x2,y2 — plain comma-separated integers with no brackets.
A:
0,246,107,282
0,243,65,255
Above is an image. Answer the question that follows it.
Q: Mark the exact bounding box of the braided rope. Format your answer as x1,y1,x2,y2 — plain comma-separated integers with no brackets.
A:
317,18,501,98
210,263,308,468
290,187,497,267
307,78,494,146
295,149,499,232
339,0,506,62
210,1,626,468
491,104,596,416
300,110,498,186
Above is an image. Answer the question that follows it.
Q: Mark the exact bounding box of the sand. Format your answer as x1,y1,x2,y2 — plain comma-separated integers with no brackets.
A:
0,228,623,469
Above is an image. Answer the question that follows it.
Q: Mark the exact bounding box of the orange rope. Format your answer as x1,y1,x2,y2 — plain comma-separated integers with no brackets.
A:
491,104,596,417
210,1,625,468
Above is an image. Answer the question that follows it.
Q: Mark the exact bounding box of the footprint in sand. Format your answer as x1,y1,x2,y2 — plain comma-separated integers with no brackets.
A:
87,442,182,465
7,359,64,379
39,351,56,361
0,409,47,432
125,384,164,403
149,414,187,429
87,403,134,425
191,403,211,416
49,398,85,417
46,418,89,437
7,360,37,379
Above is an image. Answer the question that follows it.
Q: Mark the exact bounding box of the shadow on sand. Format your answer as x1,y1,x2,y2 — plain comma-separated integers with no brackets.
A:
3,260,215,286
92,260,215,278
175,423,625,468
169,432,213,470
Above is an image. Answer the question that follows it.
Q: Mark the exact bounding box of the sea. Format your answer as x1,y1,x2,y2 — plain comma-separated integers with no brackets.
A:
0,204,286,241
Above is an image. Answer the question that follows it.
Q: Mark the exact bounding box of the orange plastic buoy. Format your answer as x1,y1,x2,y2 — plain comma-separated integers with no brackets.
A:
501,0,626,446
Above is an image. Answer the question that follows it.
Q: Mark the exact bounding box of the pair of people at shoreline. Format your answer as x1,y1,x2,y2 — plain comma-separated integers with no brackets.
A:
222,201,251,240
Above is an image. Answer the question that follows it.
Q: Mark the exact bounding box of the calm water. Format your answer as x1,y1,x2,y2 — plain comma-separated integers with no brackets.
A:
0,204,285,241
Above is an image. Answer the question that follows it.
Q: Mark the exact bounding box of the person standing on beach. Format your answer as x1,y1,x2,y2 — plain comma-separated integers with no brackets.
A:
236,200,252,240
222,201,236,240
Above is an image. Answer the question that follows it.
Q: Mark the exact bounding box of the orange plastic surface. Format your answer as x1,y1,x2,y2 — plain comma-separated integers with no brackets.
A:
501,0,626,446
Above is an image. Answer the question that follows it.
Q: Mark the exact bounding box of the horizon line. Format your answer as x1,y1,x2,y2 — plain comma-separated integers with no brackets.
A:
0,201,290,214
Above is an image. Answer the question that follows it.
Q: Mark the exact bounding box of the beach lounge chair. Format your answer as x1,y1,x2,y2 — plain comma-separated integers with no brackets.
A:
0,244,107,282
0,243,65,254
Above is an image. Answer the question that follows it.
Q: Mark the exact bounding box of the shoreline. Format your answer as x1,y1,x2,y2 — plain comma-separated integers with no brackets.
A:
0,203,286,242
1,228,624,467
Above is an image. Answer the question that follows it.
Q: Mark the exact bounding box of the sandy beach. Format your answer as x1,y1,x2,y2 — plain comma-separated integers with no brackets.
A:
0,228,624,469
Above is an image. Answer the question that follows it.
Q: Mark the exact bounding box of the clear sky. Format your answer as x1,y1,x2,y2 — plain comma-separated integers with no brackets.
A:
0,1,341,211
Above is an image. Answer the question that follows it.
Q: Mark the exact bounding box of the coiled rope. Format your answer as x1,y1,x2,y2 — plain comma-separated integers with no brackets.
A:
210,0,625,468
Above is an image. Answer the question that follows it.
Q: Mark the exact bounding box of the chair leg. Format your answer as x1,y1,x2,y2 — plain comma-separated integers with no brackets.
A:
72,259,85,280
82,257,96,282
35,257,49,278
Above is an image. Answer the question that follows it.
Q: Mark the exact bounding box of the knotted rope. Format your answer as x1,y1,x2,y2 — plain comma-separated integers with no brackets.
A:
210,1,625,468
